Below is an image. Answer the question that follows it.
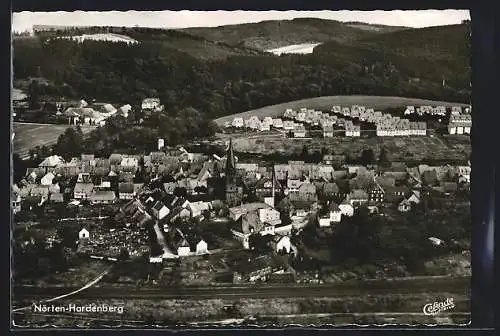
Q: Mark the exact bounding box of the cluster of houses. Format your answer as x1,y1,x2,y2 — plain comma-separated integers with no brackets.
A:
332,105,427,137
404,105,447,116
227,115,283,132
15,95,168,126
283,107,360,138
448,107,472,135
13,137,471,263
62,96,167,126
404,105,471,117
405,105,472,135
219,139,471,251
56,99,132,126
225,103,473,139
226,105,430,139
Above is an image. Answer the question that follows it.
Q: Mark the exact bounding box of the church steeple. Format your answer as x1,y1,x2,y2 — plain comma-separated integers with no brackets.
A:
272,166,276,200
225,138,236,177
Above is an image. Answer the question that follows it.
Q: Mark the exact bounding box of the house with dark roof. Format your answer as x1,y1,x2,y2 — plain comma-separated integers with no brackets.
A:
289,183,317,203
322,154,345,167
232,255,286,283
348,189,369,207
152,200,170,220
109,153,124,166
383,186,411,203
255,176,281,201
165,228,191,256
422,170,439,186
119,182,135,200
441,181,459,194
73,183,94,200
321,182,341,200
368,182,385,204
119,171,135,183
49,192,65,203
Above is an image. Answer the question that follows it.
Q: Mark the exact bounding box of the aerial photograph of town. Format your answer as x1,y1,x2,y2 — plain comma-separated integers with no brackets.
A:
11,9,471,328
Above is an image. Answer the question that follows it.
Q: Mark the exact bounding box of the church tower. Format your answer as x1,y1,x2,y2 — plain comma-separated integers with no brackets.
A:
225,138,236,181
225,139,243,207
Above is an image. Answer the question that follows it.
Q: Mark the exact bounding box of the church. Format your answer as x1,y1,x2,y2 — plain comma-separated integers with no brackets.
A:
225,139,244,207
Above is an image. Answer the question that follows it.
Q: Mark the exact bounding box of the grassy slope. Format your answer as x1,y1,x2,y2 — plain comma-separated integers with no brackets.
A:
13,123,96,158
213,95,470,125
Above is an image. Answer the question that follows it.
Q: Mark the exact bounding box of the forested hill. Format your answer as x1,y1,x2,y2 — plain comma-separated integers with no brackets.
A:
313,23,471,93
27,26,265,61
13,22,470,122
179,17,408,51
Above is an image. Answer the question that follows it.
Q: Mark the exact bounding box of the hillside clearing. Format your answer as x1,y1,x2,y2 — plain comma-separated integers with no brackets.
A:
267,43,322,55
213,96,470,126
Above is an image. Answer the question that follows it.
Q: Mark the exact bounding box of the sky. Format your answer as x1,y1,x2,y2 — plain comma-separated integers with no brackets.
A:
12,10,470,33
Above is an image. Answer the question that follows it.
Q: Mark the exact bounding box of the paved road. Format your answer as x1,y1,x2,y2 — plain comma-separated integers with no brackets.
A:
14,276,469,301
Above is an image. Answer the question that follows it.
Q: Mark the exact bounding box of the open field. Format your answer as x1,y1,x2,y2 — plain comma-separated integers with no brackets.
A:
12,122,96,159
213,96,471,126
218,133,471,164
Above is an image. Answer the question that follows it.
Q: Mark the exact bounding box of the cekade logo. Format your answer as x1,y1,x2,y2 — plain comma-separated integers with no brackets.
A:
423,298,455,316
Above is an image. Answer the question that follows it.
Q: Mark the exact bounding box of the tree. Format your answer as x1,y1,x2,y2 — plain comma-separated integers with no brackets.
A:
118,247,130,262
53,127,84,161
12,153,28,184
300,145,309,161
378,146,390,167
360,148,376,165
27,80,41,110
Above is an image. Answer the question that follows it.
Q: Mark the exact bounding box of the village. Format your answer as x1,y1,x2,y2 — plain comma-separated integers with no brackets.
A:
225,104,471,138
12,109,472,287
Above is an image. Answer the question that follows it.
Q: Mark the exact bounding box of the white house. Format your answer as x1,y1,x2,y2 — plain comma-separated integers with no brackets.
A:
263,117,273,127
149,256,163,263
339,201,354,217
152,201,170,220
293,126,307,138
274,235,292,254
258,208,281,226
189,201,211,218
119,104,132,118
40,172,55,186
12,192,21,214
317,203,342,227
283,120,295,131
398,199,412,212
142,98,160,110
272,118,284,128
260,122,271,132
232,117,244,128
407,191,421,204
196,239,208,255
296,112,306,122
177,244,191,257
120,157,139,169
79,228,90,240
429,237,444,246
458,166,471,183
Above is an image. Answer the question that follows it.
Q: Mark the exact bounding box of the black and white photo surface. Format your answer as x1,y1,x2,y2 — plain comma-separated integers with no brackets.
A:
11,9,472,328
